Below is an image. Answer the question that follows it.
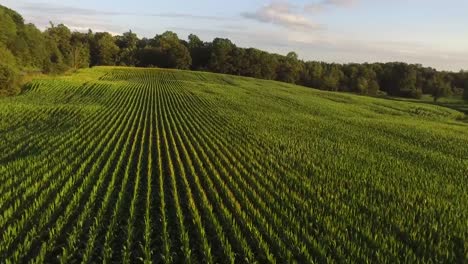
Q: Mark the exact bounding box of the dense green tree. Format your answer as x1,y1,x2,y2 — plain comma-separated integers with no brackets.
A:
0,7,17,46
235,48,256,77
136,47,164,67
188,34,203,50
0,45,20,95
301,61,323,88
355,77,368,94
276,52,302,84
380,63,420,98
241,48,265,78
137,37,150,49
259,51,278,80
188,34,211,70
321,64,344,91
92,32,119,66
209,38,235,74
396,64,418,97
149,31,191,69
116,30,138,66
22,24,48,68
10,32,29,65
348,65,379,95
69,32,90,69
430,73,452,102
341,64,358,92
231,48,250,76
227,47,277,79
416,67,437,94
463,85,468,101
367,79,380,95
0,6,47,70
43,37,68,73
44,23,73,67
71,42,89,69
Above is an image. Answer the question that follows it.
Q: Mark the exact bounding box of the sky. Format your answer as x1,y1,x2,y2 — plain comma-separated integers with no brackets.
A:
2,0,468,71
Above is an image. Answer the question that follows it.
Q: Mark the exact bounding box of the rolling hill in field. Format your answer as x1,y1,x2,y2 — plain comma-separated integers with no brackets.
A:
0,67,467,263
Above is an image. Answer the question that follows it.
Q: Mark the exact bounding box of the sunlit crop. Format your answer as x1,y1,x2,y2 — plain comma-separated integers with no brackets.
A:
0,67,467,263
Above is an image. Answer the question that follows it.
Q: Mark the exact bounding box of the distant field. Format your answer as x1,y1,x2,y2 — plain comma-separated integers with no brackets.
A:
388,94,468,116
0,67,467,263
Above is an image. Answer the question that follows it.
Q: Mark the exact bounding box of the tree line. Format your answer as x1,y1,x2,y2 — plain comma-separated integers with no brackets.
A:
1,4,468,101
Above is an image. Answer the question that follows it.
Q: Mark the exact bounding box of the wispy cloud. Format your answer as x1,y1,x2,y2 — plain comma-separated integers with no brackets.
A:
25,13,126,34
19,2,229,21
15,2,233,36
242,2,322,30
304,0,359,13
241,0,359,31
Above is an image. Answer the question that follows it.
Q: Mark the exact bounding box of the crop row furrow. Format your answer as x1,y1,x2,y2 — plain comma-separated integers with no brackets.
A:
158,80,273,262
101,85,149,263
0,84,131,235
0,83,121,213
160,79,215,263
1,83,140,262
59,83,148,263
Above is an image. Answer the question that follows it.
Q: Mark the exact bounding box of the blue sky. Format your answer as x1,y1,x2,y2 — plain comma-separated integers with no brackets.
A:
2,0,468,71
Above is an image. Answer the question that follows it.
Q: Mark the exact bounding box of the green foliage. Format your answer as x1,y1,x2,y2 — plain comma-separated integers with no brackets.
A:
45,23,73,66
0,5,88,81
463,82,468,101
321,64,344,91
149,31,191,69
430,73,452,102
0,5,48,70
209,38,236,73
21,24,48,68
136,47,164,67
115,30,138,66
43,37,67,73
380,63,421,98
235,48,277,79
0,67,466,263
70,32,90,69
0,44,17,65
341,64,380,95
0,45,19,95
135,31,192,69
92,32,119,66
188,34,210,70
0,8,17,46
301,61,323,88
276,52,303,84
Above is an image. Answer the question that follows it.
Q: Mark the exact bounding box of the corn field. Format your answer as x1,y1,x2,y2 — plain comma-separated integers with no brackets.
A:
0,67,467,263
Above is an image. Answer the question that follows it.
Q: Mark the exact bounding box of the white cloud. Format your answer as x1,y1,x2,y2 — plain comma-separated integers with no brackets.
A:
241,0,361,30
242,2,322,30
